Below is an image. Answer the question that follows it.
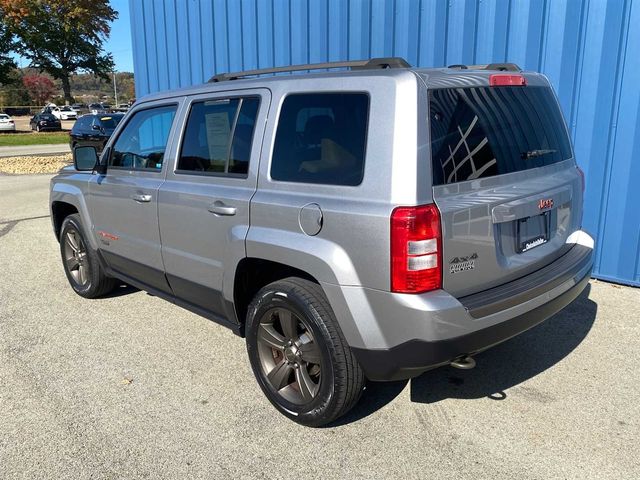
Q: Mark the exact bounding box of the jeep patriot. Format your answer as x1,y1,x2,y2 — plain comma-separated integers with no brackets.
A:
50,58,594,426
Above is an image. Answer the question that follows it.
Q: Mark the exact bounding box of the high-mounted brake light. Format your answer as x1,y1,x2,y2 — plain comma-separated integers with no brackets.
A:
391,204,442,293
490,74,527,86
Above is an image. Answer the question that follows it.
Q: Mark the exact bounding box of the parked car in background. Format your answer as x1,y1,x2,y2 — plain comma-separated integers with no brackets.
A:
69,114,125,151
30,113,61,132
88,103,109,114
0,114,16,132
51,106,78,120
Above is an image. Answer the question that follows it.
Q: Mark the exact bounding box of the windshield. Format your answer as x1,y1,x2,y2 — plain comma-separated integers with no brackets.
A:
429,86,572,185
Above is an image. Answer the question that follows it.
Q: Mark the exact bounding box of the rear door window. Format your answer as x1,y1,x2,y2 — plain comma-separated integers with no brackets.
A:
271,93,369,186
429,86,572,185
177,97,260,176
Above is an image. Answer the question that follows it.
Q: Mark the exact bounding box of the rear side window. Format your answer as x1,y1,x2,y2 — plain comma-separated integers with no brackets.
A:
271,93,369,186
429,86,572,185
177,97,260,176
110,105,177,171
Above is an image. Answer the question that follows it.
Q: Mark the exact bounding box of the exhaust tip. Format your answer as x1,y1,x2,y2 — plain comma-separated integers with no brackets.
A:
450,355,476,370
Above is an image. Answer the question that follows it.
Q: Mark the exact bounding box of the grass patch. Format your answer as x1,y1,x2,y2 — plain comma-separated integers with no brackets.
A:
0,131,70,147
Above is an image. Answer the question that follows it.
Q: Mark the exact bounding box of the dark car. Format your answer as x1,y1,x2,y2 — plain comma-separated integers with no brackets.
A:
69,114,125,152
30,113,62,132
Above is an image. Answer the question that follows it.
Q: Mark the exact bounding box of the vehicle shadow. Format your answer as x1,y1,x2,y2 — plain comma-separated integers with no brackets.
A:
332,284,597,425
101,283,139,299
410,284,597,404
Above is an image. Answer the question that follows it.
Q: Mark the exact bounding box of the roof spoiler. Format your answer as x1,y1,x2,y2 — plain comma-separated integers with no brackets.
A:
447,63,522,72
208,57,411,82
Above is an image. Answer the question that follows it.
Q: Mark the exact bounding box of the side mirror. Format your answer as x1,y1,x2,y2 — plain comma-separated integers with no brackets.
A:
91,124,101,131
73,146,99,171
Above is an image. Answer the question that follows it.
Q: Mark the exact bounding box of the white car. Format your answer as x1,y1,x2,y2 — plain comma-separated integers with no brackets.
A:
0,114,16,132
51,106,78,120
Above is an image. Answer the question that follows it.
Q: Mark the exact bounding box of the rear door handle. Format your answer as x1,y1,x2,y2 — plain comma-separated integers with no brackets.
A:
132,193,152,203
208,201,237,216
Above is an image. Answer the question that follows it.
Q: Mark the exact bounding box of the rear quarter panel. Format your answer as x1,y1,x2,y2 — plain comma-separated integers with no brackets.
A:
247,72,420,291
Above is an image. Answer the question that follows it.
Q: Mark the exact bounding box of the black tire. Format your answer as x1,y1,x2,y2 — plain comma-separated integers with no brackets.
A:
246,277,365,427
59,214,118,298
36,125,40,132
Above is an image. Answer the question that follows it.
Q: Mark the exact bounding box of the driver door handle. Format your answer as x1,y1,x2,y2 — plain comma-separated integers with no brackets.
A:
132,193,152,203
208,201,237,216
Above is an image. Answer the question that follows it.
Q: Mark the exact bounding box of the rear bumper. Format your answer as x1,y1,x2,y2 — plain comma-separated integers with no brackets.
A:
332,232,594,381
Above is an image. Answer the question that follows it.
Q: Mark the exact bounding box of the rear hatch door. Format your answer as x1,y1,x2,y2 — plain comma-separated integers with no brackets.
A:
428,78,583,297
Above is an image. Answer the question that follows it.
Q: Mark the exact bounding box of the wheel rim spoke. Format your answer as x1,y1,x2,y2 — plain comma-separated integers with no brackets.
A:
278,309,297,340
65,256,80,271
295,366,317,402
66,231,80,251
298,340,322,365
257,323,286,350
267,360,293,391
78,264,87,285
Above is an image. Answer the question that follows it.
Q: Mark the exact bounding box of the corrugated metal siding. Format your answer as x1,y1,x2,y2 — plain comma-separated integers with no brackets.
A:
129,0,640,286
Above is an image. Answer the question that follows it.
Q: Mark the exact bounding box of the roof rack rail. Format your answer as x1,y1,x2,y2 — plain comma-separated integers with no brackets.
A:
447,62,521,72
208,57,411,82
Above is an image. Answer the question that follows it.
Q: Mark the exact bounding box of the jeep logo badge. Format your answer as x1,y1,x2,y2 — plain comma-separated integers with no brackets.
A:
538,198,554,210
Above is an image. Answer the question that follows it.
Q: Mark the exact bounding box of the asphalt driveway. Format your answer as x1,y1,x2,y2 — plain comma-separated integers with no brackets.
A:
0,174,638,479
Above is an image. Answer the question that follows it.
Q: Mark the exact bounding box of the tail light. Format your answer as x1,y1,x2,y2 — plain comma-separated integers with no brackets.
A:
577,166,585,192
8,120,14,124
390,204,442,293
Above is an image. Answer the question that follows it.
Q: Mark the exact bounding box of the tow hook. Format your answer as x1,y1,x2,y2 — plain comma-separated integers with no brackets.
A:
450,355,476,370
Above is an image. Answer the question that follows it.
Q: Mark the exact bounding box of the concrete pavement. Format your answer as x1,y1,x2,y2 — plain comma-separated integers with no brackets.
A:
0,174,638,479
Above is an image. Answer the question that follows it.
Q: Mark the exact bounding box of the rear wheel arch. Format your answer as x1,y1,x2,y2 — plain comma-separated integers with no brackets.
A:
233,258,319,331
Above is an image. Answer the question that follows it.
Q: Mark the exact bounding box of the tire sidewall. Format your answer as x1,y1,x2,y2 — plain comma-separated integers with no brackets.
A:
59,215,101,297
246,284,337,425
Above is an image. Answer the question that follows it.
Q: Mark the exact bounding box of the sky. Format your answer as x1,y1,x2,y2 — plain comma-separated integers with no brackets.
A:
12,0,134,73
106,0,134,72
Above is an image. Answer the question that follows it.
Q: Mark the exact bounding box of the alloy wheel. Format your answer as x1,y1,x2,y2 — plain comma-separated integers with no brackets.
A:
256,307,322,405
63,228,89,287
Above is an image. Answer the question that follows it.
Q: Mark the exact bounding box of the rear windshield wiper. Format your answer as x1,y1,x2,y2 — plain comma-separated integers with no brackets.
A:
521,149,557,160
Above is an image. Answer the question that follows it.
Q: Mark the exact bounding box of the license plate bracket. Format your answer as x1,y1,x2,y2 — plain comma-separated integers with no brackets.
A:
516,212,550,253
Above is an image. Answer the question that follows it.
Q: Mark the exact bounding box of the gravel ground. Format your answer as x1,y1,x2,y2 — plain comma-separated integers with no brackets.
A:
0,153,71,174
0,174,639,479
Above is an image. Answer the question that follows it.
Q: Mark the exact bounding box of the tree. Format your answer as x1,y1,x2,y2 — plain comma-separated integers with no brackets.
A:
22,74,56,105
0,17,17,85
0,69,30,107
0,0,117,103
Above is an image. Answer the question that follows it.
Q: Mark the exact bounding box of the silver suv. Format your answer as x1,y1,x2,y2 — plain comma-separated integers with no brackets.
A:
50,58,594,426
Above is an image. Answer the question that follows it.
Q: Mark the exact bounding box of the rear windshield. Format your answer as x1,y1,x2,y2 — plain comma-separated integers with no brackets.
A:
429,86,572,185
98,115,123,129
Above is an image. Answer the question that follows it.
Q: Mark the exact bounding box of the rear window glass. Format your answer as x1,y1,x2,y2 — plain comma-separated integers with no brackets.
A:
98,115,123,129
271,93,369,186
429,86,572,185
177,97,259,176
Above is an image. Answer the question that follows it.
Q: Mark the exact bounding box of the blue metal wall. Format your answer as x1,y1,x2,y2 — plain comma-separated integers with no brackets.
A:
129,0,640,286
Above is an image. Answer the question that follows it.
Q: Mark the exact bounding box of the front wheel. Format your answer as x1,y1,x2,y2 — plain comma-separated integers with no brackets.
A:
36,125,41,132
59,214,118,298
246,277,365,427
